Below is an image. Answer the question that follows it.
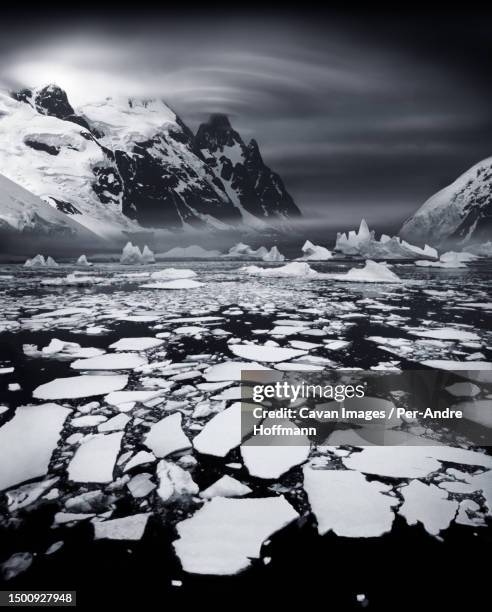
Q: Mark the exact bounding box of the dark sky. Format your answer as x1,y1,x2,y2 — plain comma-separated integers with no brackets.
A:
1,7,491,233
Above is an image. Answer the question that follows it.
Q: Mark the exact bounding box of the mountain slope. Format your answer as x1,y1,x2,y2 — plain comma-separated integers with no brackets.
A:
0,85,300,239
0,172,103,253
400,157,492,247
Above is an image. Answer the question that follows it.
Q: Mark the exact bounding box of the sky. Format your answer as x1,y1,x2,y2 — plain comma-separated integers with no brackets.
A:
1,7,491,234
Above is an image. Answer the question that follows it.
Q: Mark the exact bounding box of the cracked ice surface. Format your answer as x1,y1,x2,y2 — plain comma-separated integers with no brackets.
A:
0,259,491,579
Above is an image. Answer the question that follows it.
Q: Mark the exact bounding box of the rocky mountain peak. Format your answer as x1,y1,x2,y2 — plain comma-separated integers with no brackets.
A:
33,84,75,119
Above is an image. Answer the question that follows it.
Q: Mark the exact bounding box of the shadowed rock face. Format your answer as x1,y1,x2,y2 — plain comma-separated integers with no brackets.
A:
195,113,301,222
8,87,301,233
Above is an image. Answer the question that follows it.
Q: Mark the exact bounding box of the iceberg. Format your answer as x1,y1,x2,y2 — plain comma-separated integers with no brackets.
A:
141,245,155,263
156,245,221,258
225,243,284,260
335,219,437,260
297,240,332,261
330,260,402,283
119,241,154,264
76,254,91,266
262,246,285,262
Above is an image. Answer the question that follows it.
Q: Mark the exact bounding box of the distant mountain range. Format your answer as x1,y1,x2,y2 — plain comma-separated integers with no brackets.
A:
0,84,301,248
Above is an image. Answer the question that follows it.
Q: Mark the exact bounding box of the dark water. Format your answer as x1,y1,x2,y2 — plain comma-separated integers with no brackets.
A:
0,260,490,608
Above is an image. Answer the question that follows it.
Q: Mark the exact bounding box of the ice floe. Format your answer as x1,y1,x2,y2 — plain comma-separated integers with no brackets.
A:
34,374,128,400
141,279,202,289
68,432,123,483
303,467,398,537
241,438,310,479
204,361,269,381
199,475,252,499
71,353,146,370
416,251,477,268
149,268,197,280
173,496,299,574
93,513,151,540
398,480,458,535
145,412,191,458
156,460,198,501
0,403,71,491
193,402,245,457
109,337,164,351
229,343,307,363
241,262,319,278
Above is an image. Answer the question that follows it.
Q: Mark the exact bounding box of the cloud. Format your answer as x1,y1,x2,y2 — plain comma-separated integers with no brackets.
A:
0,9,491,229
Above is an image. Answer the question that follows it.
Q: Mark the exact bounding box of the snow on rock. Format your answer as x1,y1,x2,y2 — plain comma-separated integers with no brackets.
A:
109,337,164,351
150,268,197,280
199,475,252,499
156,460,198,501
400,156,492,247
297,240,332,261
229,343,307,363
141,279,203,289
93,513,151,540
204,361,269,382
71,353,147,370
335,219,437,260
262,246,285,262
145,412,191,458
76,254,91,266
156,245,221,258
68,432,123,483
241,262,319,278
398,480,458,535
303,467,398,537
0,403,71,491
173,496,299,575
33,374,128,400
331,260,402,283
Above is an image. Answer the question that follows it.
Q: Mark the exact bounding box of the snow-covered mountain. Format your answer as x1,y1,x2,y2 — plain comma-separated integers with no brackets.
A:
0,84,300,241
0,172,102,253
400,157,492,247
